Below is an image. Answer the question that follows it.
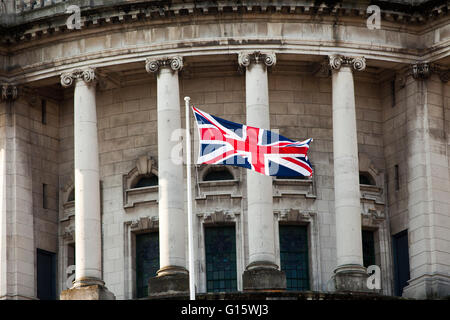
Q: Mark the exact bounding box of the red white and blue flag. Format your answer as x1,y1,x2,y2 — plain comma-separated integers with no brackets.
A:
193,107,313,177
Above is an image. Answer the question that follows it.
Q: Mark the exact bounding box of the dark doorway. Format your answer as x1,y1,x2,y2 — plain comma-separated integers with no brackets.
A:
392,230,411,296
37,249,56,300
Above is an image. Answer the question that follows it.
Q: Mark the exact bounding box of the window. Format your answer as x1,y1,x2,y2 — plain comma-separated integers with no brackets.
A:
391,80,396,108
67,188,75,202
41,99,47,124
203,168,234,181
67,243,75,266
362,230,376,268
133,175,158,188
37,249,56,300
394,165,400,191
43,184,48,209
359,172,375,185
204,226,237,292
136,232,159,298
276,175,307,180
279,225,310,291
393,230,410,296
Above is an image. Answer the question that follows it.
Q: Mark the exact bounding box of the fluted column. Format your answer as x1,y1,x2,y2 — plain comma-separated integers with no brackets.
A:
60,68,114,300
238,51,286,291
329,55,368,292
145,57,189,296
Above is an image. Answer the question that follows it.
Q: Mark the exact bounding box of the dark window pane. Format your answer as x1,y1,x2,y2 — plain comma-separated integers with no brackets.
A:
67,189,75,202
203,168,233,181
279,225,310,291
204,226,237,292
276,176,307,180
136,232,159,298
362,230,376,268
133,175,158,188
37,249,56,300
359,172,375,185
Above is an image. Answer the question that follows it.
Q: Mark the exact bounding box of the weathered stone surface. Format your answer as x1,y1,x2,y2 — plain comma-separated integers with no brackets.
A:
242,269,286,291
60,285,115,300
148,273,189,297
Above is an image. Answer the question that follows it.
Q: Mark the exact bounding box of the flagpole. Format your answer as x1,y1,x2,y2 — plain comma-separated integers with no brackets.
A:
184,96,195,300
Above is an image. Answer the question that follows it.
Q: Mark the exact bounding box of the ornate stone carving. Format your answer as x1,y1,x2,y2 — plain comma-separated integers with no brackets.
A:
398,63,450,83
278,209,315,222
412,63,430,80
60,67,97,88
200,210,239,224
129,216,159,231
238,51,276,68
328,55,366,71
430,64,450,82
145,56,183,73
1,84,18,101
63,225,75,241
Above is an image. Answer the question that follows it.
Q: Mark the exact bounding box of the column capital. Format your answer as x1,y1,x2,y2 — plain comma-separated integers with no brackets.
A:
145,56,183,74
411,62,431,80
412,62,449,82
60,67,97,88
1,84,18,101
238,51,276,68
397,63,449,86
328,55,366,72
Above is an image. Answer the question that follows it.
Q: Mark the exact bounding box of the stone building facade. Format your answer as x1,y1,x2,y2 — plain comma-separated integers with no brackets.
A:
0,0,449,300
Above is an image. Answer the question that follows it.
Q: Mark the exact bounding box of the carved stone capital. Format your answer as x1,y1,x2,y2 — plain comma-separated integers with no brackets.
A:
412,63,431,80
145,56,183,74
1,84,18,101
60,67,97,88
238,51,276,69
328,55,366,72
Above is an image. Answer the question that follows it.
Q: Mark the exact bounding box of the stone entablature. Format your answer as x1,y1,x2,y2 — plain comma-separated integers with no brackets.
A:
9,0,449,22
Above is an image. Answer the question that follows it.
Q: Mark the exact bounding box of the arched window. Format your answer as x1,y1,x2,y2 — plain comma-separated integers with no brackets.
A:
132,175,158,188
203,168,234,181
359,172,375,185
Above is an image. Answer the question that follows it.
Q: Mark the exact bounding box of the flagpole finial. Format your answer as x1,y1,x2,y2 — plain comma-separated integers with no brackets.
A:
184,96,190,103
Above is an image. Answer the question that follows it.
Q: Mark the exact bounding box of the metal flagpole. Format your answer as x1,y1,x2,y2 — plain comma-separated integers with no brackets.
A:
184,96,195,300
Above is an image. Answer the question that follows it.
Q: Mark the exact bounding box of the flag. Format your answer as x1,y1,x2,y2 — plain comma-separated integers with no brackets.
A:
193,107,313,177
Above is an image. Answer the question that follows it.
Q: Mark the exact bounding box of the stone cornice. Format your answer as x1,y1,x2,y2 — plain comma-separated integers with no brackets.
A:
60,67,96,88
238,51,276,69
145,56,183,74
2,0,449,44
328,55,367,72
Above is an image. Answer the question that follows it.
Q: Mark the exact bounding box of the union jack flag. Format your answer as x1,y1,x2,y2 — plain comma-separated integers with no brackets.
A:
193,107,313,177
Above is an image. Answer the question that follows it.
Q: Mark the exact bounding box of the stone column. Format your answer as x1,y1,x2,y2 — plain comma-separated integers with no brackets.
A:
59,68,114,300
329,55,369,292
238,51,286,291
401,63,450,299
145,57,189,296
0,85,36,300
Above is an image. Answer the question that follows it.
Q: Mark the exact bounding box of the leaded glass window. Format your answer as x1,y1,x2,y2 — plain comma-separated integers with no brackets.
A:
136,232,159,298
279,225,310,291
204,226,237,292
362,230,376,267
